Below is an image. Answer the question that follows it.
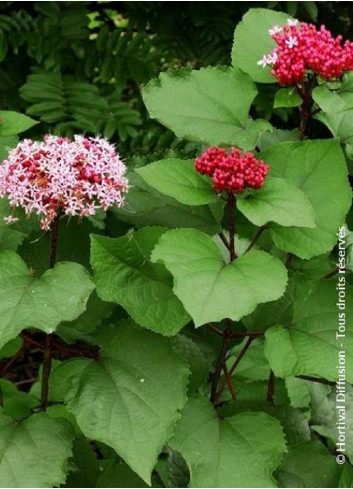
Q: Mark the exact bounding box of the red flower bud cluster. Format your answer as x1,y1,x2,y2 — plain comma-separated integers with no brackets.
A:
259,19,353,86
195,146,269,194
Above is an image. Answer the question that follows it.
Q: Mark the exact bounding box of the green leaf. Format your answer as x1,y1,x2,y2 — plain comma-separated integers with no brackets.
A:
242,277,294,332
152,229,287,327
0,197,34,251
265,281,353,382
0,136,18,161
0,411,74,488
115,172,224,235
19,218,97,275
170,396,286,487
219,402,310,445
262,139,352,259
275,441,341,488
171,334,210,392
0,380,38,419
136,158,216,206
156,446,190,488
232,9,292,83
91,228,190,335
308,383,353,460
0,337,22,360
237,176,316,228
96,462,148,488
143,66,271,149
64,438,101,488
339,464,353,488
58,290,114,343
285,376,311,408
0,250,94,348
313,73,353,145
65,321,189,485
274,88,302,108
264,326,298,377
0,111,38,136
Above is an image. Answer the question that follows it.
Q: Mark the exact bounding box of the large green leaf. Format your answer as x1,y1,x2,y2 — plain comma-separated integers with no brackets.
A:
170,396,286,488
264,326,298,378
65,321,189,485
313,73,353,145
136,158,216,206
275,441,341,488
262,139,352,259
143,66,271,149
151,228,287,327
308,383,353,460
232,9,291,83
264,281,353,382
0,411,74,488
237,176,316,228
0,250,94,348
114,172,224,235
91,228,190,335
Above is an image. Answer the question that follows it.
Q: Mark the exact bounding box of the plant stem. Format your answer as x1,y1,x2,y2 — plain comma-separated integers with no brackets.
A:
223,365,236,401
245,225,268,253
207,323,224,336
49,214,60,268
267,370,276,405
231,330,264,339
41,214,60,410
41,335,52,410
214,336,254,403
219,232,232,254
296,374,335,386
210,325,233,403
298,78,316,140
210,192,239,403
227,192,237,261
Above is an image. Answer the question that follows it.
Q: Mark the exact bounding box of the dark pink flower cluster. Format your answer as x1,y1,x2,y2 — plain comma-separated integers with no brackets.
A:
0,134,128,230
195,146,269,194
258,19,353,85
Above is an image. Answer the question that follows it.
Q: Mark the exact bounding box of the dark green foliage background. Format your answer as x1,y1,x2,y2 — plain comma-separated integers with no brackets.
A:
0,0,350,159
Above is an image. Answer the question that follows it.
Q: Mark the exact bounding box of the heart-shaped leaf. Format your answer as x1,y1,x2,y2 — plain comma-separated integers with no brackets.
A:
262,139,352,259
136,158,216,206
237,176,316,228
0,250,94,348
152,229,287,326
170,396,287,487
65,321,189,485
0,411,74,488
91,228,190,335
143,66,271,149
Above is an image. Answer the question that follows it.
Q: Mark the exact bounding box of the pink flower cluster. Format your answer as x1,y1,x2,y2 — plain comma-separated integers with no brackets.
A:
195,146,269,194
0,134,128,230
258,19,353,85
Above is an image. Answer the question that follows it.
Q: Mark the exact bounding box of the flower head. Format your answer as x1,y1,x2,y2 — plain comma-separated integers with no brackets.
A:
259,21,353,85
0,134,128,229
195,146,269,194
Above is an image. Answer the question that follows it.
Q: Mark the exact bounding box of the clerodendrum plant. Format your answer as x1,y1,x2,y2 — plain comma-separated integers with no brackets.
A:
0,7,353,488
